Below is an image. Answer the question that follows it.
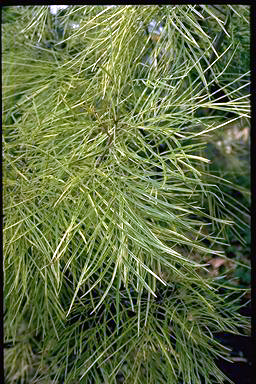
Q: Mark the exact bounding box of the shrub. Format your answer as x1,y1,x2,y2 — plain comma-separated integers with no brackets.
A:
3,5,250,383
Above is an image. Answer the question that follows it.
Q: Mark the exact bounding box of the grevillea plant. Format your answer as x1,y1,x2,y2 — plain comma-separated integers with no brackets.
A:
3,5,250,384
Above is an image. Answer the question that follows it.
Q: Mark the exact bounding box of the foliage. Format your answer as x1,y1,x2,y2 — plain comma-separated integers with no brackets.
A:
3,5,250,384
